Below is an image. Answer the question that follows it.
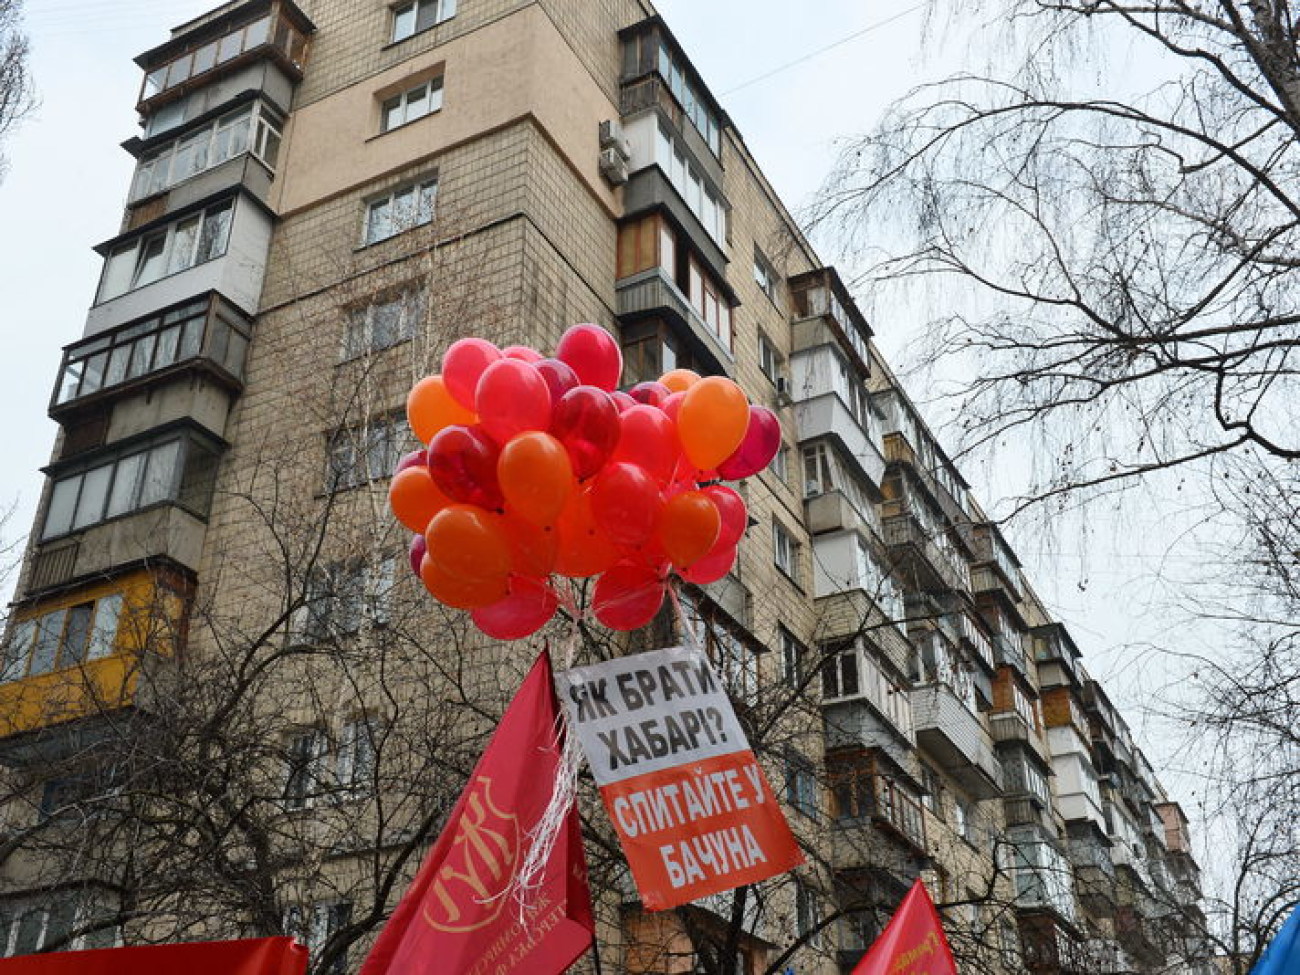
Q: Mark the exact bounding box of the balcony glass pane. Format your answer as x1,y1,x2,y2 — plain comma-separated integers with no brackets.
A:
72,465,112,530
29,609,66,676
140,441,183,506
244,16,271,48
192,40,218,75
61,604,93,666
106,452,146,519
87,594,124,660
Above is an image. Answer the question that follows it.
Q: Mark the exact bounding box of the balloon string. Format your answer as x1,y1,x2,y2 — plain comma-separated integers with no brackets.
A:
666,580,704,655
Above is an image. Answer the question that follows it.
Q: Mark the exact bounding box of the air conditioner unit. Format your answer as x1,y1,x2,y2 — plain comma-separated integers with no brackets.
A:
598,120,631,160
599,147,629,186
775,375,794,407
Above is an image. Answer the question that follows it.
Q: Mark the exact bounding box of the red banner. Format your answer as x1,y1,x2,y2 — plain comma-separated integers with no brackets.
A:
851,879,957,975
0,937,306,975
360,650,593,975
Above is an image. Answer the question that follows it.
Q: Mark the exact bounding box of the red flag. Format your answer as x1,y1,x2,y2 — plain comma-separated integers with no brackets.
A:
0,937,306,975
361,650,593,975
851,879,957,975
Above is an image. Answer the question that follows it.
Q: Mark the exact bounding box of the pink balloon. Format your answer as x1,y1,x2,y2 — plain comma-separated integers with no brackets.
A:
679,543,738,585
408,534,427,578
535,358,581,408
702,484,747,549
612,405,680,483
628,381,671,408
471,576,559,640
427,425,504,510
590,461,662,546
552,386,621,480
611,391,638,414
502,345,543,363
442,338,501,411
660,391,685,423
476,359,552,443
716,406,782,480
395,448,427,475
593,561,667,631
556,324,623,392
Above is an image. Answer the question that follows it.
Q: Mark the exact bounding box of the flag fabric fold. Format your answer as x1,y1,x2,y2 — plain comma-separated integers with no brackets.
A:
360,649,594,975
1251,904,1300,975
851,878,958,975
0,937,307,975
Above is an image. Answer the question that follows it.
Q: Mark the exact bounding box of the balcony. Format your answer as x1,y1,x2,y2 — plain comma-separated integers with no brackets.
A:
951,611,996,672
911,683,1003,797
880,510,971,594
831,777,928,861
793,394,887,491
1033,622,1083,689
805,489,866,535
993,631,1031,676
788,268,872,377
880,430,969,526
616,268,733,376
814,589,913,678
0,570,187,750
52,294,250,419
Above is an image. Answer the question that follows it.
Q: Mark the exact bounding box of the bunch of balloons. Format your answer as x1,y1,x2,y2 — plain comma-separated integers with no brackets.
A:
388,324,781,640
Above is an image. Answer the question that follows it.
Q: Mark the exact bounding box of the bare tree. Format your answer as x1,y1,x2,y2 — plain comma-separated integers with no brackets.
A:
0,0,34,180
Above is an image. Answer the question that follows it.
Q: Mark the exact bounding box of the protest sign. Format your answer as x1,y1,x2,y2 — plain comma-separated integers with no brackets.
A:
558,646,802,910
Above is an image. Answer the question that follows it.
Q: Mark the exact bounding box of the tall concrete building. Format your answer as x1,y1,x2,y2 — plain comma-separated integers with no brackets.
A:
0,2,1212,973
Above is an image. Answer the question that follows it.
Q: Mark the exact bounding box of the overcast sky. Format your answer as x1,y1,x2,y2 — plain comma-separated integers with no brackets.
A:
0,0,1218,835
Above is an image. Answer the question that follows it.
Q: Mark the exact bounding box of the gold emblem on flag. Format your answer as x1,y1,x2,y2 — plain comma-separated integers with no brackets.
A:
422,777,521,934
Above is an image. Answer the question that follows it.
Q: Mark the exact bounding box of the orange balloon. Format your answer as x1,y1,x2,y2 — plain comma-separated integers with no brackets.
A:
677,376,750,469
388,466,451,533
420,555,509,610
503,512,559,577
659,369,702,394
498,431,575,525
407,375,477,444
657,490,721,567
554,488,621,578
424,505,513,581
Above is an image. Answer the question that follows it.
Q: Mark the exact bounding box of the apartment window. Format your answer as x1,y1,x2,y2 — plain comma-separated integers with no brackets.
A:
772,519,799,582
283,728,327,809
784,751,818,819
336,716,380,793
920,766,943,818
131,104,282,201
3,594,123,683
55,299,250,406
652,40,721,155
753,249,778,304
0,896,118,957
300,558,396,642
779,626,807,686
620,320,698,387
364,178,438,244
380,76,444,133
757,332,784,385
653,123,726,245
616,213,675,280
854,535,905,622
679,592,758,705
770,443,790,486
326,414,412,491
794,879,822,946
41,433,222,540
98,200,234,302
686,256,733,350
392,0,456,42
821,642,860,700
341,289,425,359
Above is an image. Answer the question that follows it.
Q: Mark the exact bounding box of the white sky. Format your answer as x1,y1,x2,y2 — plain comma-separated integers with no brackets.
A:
0,0,1223,859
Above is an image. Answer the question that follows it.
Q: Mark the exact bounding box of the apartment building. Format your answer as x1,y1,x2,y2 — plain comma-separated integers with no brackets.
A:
0,1,1211,973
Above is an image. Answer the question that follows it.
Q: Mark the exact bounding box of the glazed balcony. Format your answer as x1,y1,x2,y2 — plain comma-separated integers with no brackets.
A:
879,427,969,528
616,267,734,377
789,267,872,378
880,507,971,594
911,683,1004,798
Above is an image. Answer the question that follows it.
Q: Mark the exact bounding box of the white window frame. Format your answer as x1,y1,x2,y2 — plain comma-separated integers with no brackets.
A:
391,0,457,42
773,519,799,581
380,76,444,133
326,414,412,491
363,178,438,245
757,331,784,384
299,556,397,643
131,105,282,202
341,288,425,360
98,200,234,302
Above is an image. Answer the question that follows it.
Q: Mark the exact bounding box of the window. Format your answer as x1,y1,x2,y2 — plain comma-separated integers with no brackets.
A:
854,536,905,622
794,879,822,946
283,715,381,809
131,104,282,201
98,200,234,302
299,557,397,642
757,332,784,385
772,520,799,581
753,250,778,304
283,728,326,809
679,592,758,705
779,626,806,686
380,76,444,133
41,433,222,540
650,39,722,156
770,443,789,486
341,289,425,359
285,901,354,975
392,0,456,42
0,895,119,956
336,716,380,793
920,766,943,817
616,214,674,280
55,299,249,405
653,123,726,245
821,642,860,700
141,13,300,102
784,752,818,819
619,319,697,387
686,255,733,350
326,414,412,491
363,178,438,244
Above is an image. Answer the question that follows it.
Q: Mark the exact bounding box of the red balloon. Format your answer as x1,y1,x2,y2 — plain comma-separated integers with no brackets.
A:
716,406,783,479
593,561,667,631
502,345,543,363
442,338,501,411
395,448,427,475
554,488,620,577
472,576,559,640
503,513,560,577
628,381,671,408
408,534,427,578
679,543,738,585
552,386,621,480
535,358,581,408
427,425,504,510
703,484,747,549
556,324,623,391
660,391,685,423
590,462,662,546
612,405,680,483
611,391,638,413
476,359,552,444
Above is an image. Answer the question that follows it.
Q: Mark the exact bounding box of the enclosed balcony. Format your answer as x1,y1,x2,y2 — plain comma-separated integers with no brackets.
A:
874,389,971,525
1032,622,1083,690
911,681,1003,798
964,521,1024,602
0,569,189,748
879,498,971,595
789,267,872,377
